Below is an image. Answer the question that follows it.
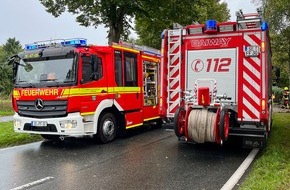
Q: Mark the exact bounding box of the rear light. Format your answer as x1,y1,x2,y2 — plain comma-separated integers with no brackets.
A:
261,41,265,52
261,99,266,111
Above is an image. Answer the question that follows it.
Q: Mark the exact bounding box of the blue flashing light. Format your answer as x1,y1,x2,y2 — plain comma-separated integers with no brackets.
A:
61,39,87,46
206,20,217,30
161,30,166,39
25,44,38,50
261,21,268,31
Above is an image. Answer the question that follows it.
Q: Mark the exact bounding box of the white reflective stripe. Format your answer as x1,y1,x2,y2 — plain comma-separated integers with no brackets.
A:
243,97,259,118
169,101,179,112
250,57,260,67
170,89,179,99
169,65,179,77
243,71,260,92
170,54,179,65
244,34,258,46
243,85,260,105
169,41,179,53
244,59,260,79
169,77,179,89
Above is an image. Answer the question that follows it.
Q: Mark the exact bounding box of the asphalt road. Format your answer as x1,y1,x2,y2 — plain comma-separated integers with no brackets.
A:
0,127,250,190
0,116,13,122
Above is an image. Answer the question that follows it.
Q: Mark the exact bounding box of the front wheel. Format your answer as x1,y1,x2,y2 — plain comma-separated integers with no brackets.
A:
97,113,117,143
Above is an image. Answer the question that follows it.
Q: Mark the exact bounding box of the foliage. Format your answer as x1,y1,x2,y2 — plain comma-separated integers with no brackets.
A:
39,0,154,45
272,86,284,103
135,0,230,49
240,113,290,190
0,38,23,96
253,0,290,88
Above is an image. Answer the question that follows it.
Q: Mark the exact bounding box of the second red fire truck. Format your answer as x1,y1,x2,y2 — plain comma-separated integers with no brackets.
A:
160,9,273,148
11,39,161,143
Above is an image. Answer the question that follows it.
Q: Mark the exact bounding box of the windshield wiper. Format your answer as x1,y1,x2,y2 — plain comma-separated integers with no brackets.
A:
16,81,35,88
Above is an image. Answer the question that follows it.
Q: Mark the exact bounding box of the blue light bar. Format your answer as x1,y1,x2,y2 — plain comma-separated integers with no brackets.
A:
61,38,87,46
261,21,268,31
206,20,217,30
24,38,87,51
25,44,38,50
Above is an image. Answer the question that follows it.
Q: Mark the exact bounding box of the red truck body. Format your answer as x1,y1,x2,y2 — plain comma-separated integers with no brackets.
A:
160,10,273,148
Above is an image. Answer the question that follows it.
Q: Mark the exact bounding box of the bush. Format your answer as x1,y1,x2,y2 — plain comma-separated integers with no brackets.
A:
272,86,284,103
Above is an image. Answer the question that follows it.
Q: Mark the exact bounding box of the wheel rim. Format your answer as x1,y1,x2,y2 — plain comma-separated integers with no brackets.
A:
102,119,115,138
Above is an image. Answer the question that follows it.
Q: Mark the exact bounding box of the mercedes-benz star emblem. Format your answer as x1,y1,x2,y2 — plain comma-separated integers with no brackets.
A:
35,99,44,110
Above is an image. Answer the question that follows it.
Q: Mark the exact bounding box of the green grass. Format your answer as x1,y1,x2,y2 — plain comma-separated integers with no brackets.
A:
0,122,43,148
0,98,14,116
240,113,290,190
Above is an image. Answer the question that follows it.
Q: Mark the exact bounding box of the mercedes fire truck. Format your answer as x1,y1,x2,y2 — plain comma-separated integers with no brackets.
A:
11,39,161,143
160,9,273,148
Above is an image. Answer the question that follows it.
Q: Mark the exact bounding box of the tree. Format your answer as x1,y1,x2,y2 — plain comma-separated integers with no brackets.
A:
135,0,230,49
0,38,23,96
253,0,290,88
39,0,155,45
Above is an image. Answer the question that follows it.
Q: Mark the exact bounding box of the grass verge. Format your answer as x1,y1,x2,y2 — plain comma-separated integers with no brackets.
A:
0,98,14,116
240,113,290,190
0,122,43,148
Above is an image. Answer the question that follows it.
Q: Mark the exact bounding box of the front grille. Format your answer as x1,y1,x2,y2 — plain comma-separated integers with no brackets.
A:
17,100,68,118
24,123,57,132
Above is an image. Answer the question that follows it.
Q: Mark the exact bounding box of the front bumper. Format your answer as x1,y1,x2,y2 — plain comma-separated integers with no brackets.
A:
13,112,87,136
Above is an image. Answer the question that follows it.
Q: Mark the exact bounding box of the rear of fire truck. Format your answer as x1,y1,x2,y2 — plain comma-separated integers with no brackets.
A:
160,9,273,148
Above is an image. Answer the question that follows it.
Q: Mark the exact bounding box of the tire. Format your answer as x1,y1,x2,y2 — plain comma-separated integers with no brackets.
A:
97,113,117,143
174,107,186,137
219,109,229,142
41,134,60,140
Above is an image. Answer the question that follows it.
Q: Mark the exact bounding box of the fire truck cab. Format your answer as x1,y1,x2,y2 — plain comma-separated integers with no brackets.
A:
160,9,273,148
12,39,161,143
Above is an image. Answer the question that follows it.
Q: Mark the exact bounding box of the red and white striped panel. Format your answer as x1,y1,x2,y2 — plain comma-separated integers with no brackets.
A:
241,33,262,121
167,39,181,116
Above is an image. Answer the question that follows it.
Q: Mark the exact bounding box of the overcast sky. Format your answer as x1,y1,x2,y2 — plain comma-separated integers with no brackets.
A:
0,0,258,46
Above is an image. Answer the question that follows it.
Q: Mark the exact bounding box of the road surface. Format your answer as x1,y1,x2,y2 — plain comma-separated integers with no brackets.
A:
0,127,251,190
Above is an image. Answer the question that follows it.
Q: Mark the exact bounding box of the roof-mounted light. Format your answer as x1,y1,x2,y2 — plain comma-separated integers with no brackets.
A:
205,20,217,34
261,21,268,31
25,44,38,51
61,38,87,46
24,38,87,51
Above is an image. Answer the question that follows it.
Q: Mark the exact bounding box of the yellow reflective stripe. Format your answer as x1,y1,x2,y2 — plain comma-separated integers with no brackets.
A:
80,112,95,116
142,55,160,63
126,123,143,129
108,87,140,93
112,45,139,54
59,87,140,98
144,116,160,121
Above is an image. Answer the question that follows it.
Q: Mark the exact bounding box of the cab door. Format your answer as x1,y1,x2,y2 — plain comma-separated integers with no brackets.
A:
114,50,142,111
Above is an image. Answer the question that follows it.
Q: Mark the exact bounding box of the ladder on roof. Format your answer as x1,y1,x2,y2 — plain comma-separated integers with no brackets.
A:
236,8,263,29
166,27,183,118
115,41,161,55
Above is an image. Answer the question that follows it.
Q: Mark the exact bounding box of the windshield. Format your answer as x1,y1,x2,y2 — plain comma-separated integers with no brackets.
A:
15,56,77,87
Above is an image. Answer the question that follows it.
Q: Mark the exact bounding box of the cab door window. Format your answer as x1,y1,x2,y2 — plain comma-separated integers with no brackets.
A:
124,52,137,86
82,54,103,83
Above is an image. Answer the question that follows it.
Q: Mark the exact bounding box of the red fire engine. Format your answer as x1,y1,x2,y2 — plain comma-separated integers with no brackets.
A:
160,9,273,148
11,39,161,143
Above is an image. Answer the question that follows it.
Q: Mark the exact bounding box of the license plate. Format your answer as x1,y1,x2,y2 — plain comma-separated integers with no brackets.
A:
31,121,47,127
245,46,260,57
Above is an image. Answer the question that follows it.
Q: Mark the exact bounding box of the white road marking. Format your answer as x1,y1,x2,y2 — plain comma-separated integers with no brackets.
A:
221,148,259,190
10,176,54,190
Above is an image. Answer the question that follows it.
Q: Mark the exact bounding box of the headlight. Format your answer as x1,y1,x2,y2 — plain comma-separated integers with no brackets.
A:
14,120,22,128
59,120,77,129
